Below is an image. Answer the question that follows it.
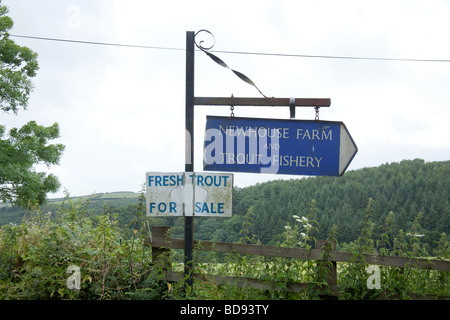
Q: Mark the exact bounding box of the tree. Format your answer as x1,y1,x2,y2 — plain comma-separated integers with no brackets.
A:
0,2,64,209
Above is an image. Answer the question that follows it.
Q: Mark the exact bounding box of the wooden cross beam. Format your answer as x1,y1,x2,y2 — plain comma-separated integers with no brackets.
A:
194,97,331,107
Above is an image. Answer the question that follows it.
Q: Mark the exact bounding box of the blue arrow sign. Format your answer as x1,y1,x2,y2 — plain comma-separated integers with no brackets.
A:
203,116,357,176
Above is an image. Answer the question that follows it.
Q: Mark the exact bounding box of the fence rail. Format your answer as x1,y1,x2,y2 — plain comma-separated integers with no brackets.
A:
145,226,450,299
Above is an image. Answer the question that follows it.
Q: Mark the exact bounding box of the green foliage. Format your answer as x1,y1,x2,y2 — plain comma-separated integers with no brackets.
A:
0,122,65,208
178,197,449,300
192,159,450,250
0,1,39,114
0,195,158,299
0,159,449,299
0,189,448,300
338,199,450,299
2,159,448,249
0,1,64,209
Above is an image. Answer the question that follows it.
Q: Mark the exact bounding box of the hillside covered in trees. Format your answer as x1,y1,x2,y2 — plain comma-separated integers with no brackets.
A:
1,159,449,249
190,158,449,249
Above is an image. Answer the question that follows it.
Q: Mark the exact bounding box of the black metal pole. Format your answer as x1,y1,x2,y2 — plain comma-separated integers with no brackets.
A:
184,31,195,287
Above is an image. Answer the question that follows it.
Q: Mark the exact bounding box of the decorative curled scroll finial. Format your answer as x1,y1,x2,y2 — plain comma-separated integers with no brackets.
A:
194,29,267,98
195,29,215,51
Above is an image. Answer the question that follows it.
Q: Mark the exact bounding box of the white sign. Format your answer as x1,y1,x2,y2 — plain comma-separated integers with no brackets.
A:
145,172,233,217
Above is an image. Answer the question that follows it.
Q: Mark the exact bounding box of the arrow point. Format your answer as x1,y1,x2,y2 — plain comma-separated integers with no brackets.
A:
339,125,357,175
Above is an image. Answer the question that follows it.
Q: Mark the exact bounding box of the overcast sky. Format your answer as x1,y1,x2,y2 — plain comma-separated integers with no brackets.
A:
3,0,450,198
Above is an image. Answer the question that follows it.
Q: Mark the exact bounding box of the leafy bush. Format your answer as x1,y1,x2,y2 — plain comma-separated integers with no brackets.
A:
0,195,448,300
0,195,159,300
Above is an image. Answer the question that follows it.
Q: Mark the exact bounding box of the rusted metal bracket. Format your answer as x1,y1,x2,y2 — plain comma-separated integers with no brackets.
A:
194,96,331,107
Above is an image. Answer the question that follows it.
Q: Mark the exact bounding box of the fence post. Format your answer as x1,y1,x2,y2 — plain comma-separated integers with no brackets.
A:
317,239,338,298
152,226,172,271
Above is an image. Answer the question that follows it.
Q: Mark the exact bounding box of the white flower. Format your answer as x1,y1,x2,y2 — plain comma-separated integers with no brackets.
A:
406,232,424,237
284,225,292,231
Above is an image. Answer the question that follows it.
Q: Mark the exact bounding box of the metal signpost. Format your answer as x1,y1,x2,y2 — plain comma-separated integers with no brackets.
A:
184,31,195,284
145,30,357,288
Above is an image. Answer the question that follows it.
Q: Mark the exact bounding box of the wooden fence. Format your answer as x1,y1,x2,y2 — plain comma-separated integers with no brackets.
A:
145,226,450,299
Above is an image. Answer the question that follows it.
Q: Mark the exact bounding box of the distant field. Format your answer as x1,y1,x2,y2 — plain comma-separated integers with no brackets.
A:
52,191,138,199
98,192,139,199
0,191,142,227
46,191,140,206
0,192,140,209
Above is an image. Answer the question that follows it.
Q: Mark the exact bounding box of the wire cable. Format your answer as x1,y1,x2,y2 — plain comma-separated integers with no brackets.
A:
10,34,450,63
10,34,184,51
213,49,450,63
